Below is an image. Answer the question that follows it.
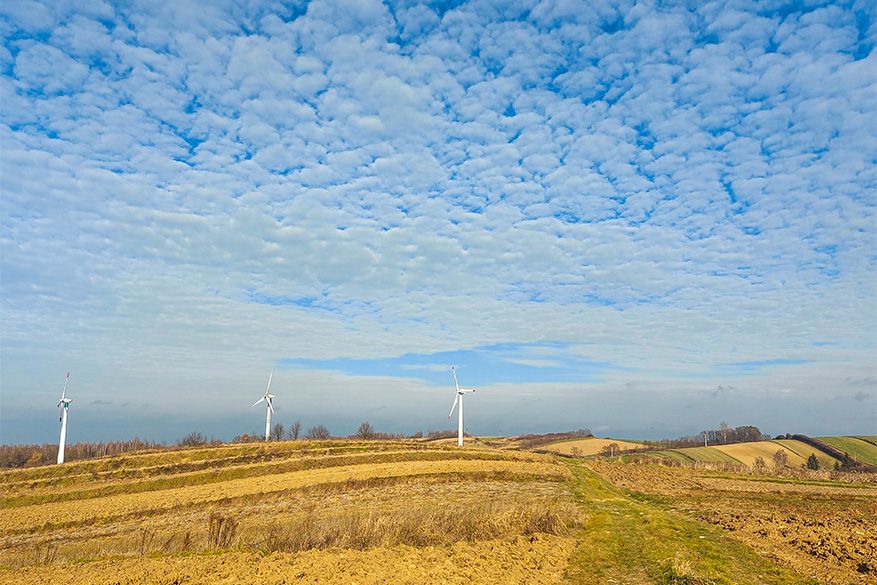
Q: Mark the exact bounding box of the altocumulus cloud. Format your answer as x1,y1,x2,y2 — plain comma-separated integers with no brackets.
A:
0,0,875,443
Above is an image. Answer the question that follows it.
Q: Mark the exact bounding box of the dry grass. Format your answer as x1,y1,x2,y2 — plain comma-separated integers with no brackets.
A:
256,497,580,552
0,458,567,535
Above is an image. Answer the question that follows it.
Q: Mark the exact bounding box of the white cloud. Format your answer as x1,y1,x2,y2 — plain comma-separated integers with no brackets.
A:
1,0,875,442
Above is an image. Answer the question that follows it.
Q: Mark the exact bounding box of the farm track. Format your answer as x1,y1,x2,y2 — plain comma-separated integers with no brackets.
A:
584,460,877,584
564,460,813,584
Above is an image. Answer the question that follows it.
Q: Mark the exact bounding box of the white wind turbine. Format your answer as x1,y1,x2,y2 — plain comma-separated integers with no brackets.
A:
447,366,476,447
57,371,72,464
251,369,275,441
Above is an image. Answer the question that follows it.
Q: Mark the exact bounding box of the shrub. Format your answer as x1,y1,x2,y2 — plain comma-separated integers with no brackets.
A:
806,453,820,470
177,432,207,447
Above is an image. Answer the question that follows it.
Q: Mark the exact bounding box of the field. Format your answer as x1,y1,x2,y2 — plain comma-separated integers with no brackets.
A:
0,440,580,584
1,438,874,584
537,437,645,456
819,436,877,466
640,439,844,469
586,459,877,584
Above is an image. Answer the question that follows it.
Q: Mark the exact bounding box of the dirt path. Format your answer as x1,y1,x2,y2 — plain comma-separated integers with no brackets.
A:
562,460,816,584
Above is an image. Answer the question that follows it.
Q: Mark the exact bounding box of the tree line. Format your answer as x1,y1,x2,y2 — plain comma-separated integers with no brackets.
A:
657,423,768,449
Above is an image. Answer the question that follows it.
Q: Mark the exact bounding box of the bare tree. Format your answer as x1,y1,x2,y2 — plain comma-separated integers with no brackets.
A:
177,432,207,447
354,421,376,440
287,420,301,440
305,425,331,440
720,421,730,444
600,443,620,458
772,449,789,470
753,456,766,473
270,423,285,441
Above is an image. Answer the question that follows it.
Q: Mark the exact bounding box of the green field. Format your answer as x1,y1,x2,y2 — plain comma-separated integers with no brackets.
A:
818,436,877,466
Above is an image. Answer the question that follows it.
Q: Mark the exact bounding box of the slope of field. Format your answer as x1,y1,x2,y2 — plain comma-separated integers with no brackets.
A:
667,446,743,464
0,440,578,584
772,439,838,469
537,437,644,456
818,436,877,465
712,441,810,467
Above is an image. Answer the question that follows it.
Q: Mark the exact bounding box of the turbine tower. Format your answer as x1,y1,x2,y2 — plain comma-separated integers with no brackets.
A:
251,369,275,441
57,372,72,464
447,366,476,447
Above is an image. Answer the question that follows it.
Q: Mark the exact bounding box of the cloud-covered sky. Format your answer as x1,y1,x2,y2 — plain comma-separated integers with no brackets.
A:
1,0,875,444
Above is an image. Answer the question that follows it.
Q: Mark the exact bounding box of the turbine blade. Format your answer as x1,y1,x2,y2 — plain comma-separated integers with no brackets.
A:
265,369,273,393
60,371,70,400
268,399,275,414
448,394,458,419
451,366,460,393
252,397,265,407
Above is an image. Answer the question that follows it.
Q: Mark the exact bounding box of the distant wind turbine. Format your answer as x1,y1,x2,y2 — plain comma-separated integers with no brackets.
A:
57,372,72,464
251,369,275,441
447,366,476,447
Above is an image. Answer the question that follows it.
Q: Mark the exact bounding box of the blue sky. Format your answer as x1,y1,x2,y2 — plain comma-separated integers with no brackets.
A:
1,0,875,443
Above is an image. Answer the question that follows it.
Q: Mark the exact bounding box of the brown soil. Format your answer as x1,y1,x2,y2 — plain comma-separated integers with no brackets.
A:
587,460,877,585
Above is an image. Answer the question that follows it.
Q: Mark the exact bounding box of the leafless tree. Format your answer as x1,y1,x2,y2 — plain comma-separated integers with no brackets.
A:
305,425,331,440
354,421,377,439
270,423,285,441
287,420,301,440
772,449,789,469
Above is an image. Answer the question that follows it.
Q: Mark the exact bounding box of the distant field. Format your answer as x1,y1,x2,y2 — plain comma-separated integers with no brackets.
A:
638,439,841,469
669,446,742,464
773,439,838,469
818,436,877,466
538,437,645,456
712,441,810,467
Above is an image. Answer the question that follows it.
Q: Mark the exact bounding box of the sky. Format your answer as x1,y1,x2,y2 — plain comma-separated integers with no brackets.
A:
1,0,875,444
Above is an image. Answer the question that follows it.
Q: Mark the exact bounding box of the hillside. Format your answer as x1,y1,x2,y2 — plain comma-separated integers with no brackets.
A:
0,437,873,584
818,436,877,466
537,437,645,456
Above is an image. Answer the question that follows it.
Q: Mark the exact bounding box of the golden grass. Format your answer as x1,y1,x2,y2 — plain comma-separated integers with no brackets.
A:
0,458,569,534
538,437,644,456
0,448,545,505
0,477,570,568
258,496,580,552
0,534,577,585
712,441,807,467
772,439,838,469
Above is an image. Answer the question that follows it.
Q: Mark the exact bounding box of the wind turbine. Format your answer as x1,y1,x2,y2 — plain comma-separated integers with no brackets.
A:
251,369,275,441
57,372,72,464
447,366,476,447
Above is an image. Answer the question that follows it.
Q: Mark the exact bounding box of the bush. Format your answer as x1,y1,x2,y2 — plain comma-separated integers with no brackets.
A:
806,453,820,470
177,432,208,447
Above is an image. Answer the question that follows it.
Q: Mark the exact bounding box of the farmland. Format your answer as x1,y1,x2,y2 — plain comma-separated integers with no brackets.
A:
637,439,858,470
818,436,877,466
1,438,874,584
537,437,645,456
